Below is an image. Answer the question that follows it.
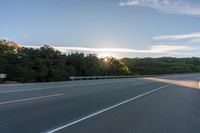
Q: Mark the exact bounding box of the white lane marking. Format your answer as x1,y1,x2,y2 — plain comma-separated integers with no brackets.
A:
0,94,64,105
0,85,77,94
0,79,141,94
46,84,170,133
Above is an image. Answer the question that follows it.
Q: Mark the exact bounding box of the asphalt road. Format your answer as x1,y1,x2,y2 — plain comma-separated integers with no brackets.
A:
0,73,200,133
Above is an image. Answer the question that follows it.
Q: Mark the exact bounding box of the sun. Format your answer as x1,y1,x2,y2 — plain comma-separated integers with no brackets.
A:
104,58,108,62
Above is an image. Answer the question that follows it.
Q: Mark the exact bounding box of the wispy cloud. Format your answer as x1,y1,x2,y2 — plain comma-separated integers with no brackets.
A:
55,47,147,53
23,45,192,54
149,45,193,53
153,32,200,41
119,0,200,15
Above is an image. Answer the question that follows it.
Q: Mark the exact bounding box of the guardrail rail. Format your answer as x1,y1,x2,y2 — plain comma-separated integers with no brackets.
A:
69,75,152,81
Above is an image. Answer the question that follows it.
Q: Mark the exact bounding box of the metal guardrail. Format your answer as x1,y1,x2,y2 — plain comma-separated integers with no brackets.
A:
69,73,194,81
69,75,152,81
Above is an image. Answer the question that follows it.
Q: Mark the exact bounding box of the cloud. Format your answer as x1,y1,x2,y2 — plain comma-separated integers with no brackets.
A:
23,45,192,54
55,47,147,53
119,0,200,15
191,38,200,43
153,32,200,41
149,45,193,53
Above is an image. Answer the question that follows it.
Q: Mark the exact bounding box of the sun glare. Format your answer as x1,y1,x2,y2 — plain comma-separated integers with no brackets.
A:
98,52,113,58
104,58,108,62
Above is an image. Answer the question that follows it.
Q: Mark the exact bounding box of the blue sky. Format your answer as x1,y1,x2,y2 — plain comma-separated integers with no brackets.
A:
1,0,200,58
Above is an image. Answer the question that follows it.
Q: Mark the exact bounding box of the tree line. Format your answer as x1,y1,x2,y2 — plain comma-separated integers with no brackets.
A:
122,57,200,75
1,39,200,83
0,40,130,82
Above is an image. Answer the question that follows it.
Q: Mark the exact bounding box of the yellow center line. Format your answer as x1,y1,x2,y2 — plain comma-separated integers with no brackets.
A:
0,93,64,106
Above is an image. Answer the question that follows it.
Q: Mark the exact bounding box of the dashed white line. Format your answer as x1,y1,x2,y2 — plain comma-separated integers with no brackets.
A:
0,94,64,105
0,79,141,94
46,84,170,133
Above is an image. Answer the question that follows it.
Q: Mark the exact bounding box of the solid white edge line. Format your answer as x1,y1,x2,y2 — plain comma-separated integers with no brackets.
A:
45,84,170,133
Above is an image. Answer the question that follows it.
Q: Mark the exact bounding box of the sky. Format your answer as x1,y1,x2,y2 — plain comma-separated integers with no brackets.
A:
1,0,200,58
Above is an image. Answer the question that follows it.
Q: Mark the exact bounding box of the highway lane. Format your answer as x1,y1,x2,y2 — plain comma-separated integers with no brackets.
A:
63,84,200,133
0,74,199,133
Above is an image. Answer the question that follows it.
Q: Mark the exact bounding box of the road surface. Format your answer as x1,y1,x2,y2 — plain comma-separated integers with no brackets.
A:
0,73,200,133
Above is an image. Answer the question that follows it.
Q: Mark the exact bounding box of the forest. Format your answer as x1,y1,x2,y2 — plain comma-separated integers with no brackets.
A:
1,39,200,83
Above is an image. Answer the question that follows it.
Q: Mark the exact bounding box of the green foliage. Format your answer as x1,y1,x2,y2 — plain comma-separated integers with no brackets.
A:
121,57,200,75
0,39,20,54
99,57,131,76
0,41,130,82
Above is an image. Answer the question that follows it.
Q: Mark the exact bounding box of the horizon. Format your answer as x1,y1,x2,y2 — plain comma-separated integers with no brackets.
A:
16,44,200,59
1,0,200,58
